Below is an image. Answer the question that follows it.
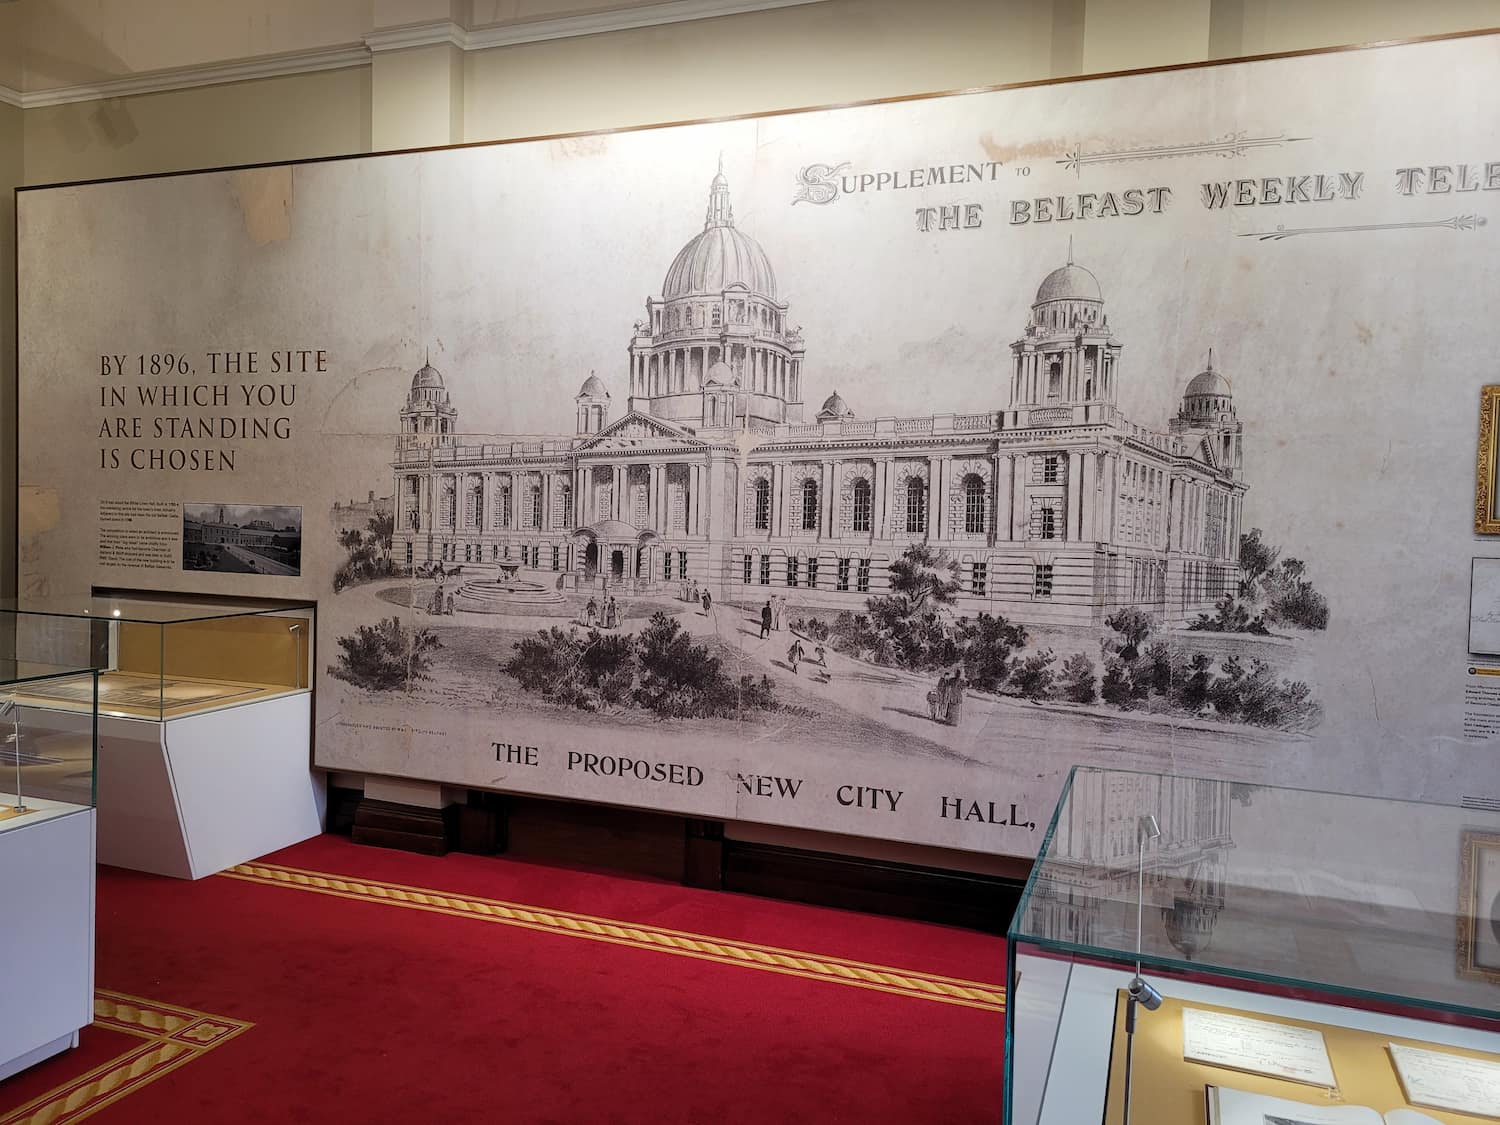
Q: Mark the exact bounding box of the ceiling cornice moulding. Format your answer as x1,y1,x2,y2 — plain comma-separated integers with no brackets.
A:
17,45,371,109
11,0,827,109
463,0,827,49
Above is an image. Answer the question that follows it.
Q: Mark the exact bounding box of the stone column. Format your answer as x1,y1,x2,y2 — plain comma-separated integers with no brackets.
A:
648,463,662,531
928,456,942,538
542,473,553,532
829,461,843,539
994,454,1011,543
770,463,783,537
689,464,702,535
1011,455,1028,540
1081,452,1097,542
1068,452,1084,540
818,462,831,539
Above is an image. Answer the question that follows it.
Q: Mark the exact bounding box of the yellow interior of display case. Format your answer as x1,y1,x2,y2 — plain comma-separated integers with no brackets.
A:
8,613,307,719
1101,990,1498,1125
115,614,304,688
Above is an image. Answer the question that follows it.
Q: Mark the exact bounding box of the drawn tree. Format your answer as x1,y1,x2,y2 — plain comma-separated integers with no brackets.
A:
886,545,960,609
1105,607,1156,661
367,512,395,563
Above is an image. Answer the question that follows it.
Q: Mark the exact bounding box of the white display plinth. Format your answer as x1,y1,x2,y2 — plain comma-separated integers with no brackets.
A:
98,693,323,879
0,805,95,1080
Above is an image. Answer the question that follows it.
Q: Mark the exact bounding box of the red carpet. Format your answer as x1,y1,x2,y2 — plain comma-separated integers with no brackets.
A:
1,835,1007,1123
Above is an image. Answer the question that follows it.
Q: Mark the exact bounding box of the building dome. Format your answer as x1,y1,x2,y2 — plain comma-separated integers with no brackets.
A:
816,391,853,420
661,169,778,300
663,227,778,300
411,361,445,391
1178,350,1237,429
1034,262,1102,304
1184,366,1231,399
577,373,609,399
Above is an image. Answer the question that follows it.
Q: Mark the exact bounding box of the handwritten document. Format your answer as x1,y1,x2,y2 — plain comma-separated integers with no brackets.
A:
1389,1042,1500,1119
1183,1008,1336,1088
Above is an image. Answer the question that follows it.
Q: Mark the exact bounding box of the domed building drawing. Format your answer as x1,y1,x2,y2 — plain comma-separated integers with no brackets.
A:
390,167,1246,625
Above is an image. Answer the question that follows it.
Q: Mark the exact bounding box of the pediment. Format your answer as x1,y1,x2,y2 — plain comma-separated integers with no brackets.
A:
1196,435,1220,470
578,411,703,451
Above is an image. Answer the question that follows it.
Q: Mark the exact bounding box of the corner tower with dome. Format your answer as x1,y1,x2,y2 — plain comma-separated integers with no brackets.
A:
1010,252,1121,411
388,164,1246,627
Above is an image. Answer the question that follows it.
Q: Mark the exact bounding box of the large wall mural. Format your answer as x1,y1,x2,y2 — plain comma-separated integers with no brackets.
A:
16,33,1500,855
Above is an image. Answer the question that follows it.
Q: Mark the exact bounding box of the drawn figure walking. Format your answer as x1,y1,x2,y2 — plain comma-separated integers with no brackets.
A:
944,669,967,727
771,594,785,631
787,638,804,674
701,589,713,616
584,597,598,627
759,601,772,639
928,672,950,723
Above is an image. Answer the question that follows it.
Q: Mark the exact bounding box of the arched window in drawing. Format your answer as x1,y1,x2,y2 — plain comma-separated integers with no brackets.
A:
754,478,771,530
800,478,819,531
558,483,572,530
852,478,872,533
906,477,927,534
1048,360,1062,398
405,476,420,530
467,481,483,528
528,484,543,529
963,474,986,534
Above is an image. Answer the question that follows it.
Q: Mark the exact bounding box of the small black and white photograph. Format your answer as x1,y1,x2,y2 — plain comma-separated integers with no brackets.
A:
182,502,302,576
1470,558,1500,656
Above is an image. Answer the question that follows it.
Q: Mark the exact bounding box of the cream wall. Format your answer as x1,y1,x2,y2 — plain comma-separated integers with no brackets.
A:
20,67,372,186
462,0,1057,140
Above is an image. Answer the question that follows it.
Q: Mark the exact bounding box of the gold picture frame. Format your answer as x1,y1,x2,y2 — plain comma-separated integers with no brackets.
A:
1476,386,1500,533
1457,828,1500,984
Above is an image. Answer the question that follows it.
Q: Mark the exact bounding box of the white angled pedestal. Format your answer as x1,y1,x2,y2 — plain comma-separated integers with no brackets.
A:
0,804,95,1081
97,693,323,879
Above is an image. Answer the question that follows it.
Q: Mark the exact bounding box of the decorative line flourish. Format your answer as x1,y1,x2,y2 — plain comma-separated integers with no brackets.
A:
1239,214,1488,241
0,990,252,1125
1058,131,1308,173
220,861,1008,1012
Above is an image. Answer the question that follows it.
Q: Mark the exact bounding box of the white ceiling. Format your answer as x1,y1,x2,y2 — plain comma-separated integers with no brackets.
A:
0,0,823,94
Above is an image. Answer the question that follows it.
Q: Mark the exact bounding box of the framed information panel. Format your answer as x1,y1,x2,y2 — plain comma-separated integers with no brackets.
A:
16,32,1500,856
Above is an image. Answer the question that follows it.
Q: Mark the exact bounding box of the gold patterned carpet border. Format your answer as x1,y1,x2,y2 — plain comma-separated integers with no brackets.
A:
220,860,1007,1013
0,990,252,1125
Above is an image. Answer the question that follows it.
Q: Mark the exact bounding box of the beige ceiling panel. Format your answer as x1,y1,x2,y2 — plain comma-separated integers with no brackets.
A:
17,0,372,91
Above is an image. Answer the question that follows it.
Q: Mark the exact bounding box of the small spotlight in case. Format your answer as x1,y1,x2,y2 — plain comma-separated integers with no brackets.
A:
1127,975,1163,1011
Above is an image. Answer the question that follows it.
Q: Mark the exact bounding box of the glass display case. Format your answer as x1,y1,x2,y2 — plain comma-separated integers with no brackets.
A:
0,661,98,831
0,595,313,720
0,660,98,1081
1006,767,1500,1125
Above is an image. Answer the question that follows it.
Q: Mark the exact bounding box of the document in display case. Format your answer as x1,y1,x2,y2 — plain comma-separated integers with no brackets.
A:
0,595,322,878
0,662,98,1081
1206,1085,1442,1125
1004,767,1500,1125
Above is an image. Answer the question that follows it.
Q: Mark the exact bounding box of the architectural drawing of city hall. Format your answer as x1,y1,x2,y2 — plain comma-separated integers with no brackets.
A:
390,167,1247,626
